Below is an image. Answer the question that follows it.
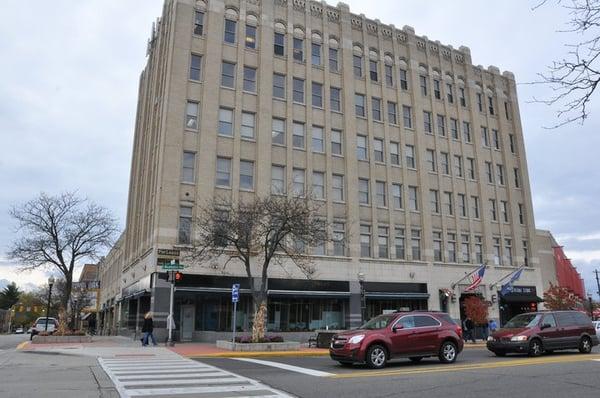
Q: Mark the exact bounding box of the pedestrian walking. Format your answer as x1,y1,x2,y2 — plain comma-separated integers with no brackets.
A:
489,318,498,333
142,312,157,346
463,317,476,343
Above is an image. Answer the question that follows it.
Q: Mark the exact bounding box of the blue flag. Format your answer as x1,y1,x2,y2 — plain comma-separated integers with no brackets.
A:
500,267,524,296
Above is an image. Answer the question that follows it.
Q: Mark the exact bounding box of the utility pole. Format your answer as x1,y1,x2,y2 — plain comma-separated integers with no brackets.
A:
595,269,600,299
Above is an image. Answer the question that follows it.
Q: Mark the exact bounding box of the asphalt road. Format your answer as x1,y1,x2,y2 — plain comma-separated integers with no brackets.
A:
199,346,600,398
0,333,28,350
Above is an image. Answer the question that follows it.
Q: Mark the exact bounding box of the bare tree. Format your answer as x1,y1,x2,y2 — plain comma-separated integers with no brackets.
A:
8,192,117,311
533,0,600,127
187,194,330,342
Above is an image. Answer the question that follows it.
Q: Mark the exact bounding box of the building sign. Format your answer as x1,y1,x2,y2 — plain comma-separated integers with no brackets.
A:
157,249,180,257
507,286,536,295
73,281,101,289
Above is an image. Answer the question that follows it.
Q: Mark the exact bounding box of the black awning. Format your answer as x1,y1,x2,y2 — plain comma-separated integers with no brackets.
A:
500,294,543,303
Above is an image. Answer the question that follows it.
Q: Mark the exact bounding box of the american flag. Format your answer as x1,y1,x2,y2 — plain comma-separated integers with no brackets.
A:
464,265,486,292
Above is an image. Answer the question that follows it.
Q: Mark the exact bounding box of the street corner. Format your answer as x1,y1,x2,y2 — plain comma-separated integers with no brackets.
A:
15,340,31,351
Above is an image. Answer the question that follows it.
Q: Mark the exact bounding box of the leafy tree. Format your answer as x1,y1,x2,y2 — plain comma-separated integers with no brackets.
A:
543,283,582,310
0,282,21,310
7,192,117,311
464,296,489,325
188,195,330,342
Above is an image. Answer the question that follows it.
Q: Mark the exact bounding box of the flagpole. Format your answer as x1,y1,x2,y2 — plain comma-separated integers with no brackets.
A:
450,264,487,289
489,265,525,288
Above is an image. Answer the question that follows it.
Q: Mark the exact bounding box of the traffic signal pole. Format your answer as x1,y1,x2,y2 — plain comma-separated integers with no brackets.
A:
167,271,175,347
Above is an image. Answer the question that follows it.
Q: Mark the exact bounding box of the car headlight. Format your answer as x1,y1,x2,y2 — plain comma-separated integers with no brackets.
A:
487,336,495,342
348,335,365,344
510,335,528,342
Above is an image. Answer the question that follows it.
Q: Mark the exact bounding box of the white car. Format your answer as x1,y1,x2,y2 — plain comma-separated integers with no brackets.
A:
593,320,600,332
15,327,24,334
30,317,58,340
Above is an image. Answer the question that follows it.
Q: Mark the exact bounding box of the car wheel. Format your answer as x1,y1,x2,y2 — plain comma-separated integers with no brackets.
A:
439,341,458,363
365,344,387,369
409,356,423,363
528,339,543,357
338,361,353,367
493,351,506,357
579,336,592,354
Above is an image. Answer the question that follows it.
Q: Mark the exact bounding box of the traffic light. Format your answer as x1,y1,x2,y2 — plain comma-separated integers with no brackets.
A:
175,271,183,283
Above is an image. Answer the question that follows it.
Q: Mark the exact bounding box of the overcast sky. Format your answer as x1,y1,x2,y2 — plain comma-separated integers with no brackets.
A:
1,0,599,298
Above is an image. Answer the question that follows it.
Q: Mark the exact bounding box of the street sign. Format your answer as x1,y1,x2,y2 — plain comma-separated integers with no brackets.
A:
162,259,184,270
232,284,240,303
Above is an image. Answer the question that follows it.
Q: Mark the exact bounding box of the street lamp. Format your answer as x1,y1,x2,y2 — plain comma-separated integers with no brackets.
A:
45,276,55,332
357,272,366,324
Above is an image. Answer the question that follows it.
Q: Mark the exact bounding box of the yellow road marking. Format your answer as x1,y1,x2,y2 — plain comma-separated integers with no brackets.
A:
330,354,600,379
16,341,29,350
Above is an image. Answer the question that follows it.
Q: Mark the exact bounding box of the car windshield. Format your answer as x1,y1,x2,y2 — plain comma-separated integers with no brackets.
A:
36,319,55,325
504,313,542,328
359,314,395,330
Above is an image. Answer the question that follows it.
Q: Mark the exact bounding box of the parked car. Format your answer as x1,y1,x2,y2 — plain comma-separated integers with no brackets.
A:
593,320,600,332
329,311,464,369
30,317,59,340
15,327,24,334
487,311,599,357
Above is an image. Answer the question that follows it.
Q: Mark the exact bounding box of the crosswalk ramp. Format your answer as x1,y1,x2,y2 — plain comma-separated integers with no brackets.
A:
98,355,293,398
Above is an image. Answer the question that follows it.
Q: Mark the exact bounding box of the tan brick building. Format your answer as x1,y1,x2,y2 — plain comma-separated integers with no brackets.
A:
99,0,546,341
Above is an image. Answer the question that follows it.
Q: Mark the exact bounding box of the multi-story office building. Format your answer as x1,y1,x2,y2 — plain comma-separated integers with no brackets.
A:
99,0,545,341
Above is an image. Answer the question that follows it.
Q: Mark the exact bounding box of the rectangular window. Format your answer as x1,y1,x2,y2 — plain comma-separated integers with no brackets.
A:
292,121,305,149
523,240,529,266
501,200,509,222
240,112,255,139
221,61,235,88
481,126,489,147
311,43,321,66
477,93,483,112
444,192,453,215
462,121,471,143
273,73,286,99
312,126,324,153
360,225,371,257
385,64,393,86
224,19,236,43
420,75,428,96
182,151,196,183
185,101,199,130
332,174,344,201
356,135,368,160
372,97,382,121
194,11,204,35
504,239,512,265
447,233,456,262
376,181,387,207
492,129,500,150
190,54,202,80
475,236,483,263
411,229,421,260
430,189,439,213
446,83,454,103
240,160,254,190
178,206,192,244
403,105,413,128
378,226,389,258
369,60,378,81
216,157,231,187
355,94,366,117
440,152,450,174
245,24,257,49
437,114,446,136
392,183,402,209
243,66,257,92
399,69,408,90
518,203,525,224
293,78,305,103
450,118,459,139
485,162,493,183
329,48,339,71
433,79,441,99
271,165,286,194
358,178,369,204
454,155,463,177
458,193,467,217
461,234,470,263
312,82,323,107
330,87,341,111
395,227,405,259
459,87,466,107
390,142,400,165
293,37,304,61
488,96,495,115
218,108,233,136
497,164,505,185
514,168,521,188
387,101,397,124
426,149,436,172
433,231,443,261
408,186,418,211
292,168,305,196
331,129,343,155
333,222,345,256
373,138,384,162
505,101,512,120
489,199,497,221
423,111,432,133
471,196,480,218
353,55,363,78
493,237,501,265
274,32,285,56
467,158,475,180
405,145,416,169
272,118,286,145
509,134,516,154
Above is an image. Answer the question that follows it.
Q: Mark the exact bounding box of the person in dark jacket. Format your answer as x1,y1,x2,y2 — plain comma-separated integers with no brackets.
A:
142,312,157,346
463,317,476,343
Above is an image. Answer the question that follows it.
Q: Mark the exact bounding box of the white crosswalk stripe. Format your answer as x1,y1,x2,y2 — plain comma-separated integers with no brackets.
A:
98,355,293,398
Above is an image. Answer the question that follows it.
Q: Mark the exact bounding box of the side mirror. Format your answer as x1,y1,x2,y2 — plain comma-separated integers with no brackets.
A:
540,323,552,330
392,324,403,333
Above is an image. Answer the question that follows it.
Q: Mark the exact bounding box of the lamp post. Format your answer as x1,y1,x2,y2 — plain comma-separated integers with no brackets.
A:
357,272,366,324
45,276,55,332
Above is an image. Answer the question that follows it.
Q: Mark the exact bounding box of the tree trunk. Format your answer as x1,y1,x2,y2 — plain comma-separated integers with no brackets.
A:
62,273,73,313
251,297,267,343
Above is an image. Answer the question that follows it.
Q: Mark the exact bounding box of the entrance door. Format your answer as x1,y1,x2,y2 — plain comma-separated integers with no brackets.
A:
180,305,195,342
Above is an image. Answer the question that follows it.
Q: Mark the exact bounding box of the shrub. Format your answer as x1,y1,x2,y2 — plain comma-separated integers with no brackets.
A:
234,335,284,343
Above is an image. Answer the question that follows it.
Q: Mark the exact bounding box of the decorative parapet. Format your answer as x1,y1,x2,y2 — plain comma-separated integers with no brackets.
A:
309,1,323,16
292,0,305,11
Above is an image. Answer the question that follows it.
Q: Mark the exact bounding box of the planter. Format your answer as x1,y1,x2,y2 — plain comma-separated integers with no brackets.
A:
216,340,301,351
32,335,92,344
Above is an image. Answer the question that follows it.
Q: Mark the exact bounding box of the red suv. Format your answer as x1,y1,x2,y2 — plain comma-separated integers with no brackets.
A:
329,311,464,369
487,311,599,357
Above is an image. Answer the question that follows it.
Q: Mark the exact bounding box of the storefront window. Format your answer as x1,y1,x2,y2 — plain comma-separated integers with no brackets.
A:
267,298,346,331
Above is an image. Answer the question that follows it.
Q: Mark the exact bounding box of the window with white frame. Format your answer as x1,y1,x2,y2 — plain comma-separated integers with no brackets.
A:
447,233,456,262
190,54,202,80
293,78,305,103
372,97,382,121
458,193,467,217
272,118,285,145
373,138,384,162
274,32,285,56
331,129,343,155
450,118,459,139
437,114,445,136
440,152,449,174
194,11,204,35
433,231,443,261
454,155,463,177
218,108,233,136
360,224,371,257
501,200,509,222
243,66,257,92
273,73,286,99
462,121,471,142
329,48,339,72
312,82,323,107
185,101,199,130
358,178,369,204
411,229,421,260
271,165,285,194
387,101,397,124
239,160,254,190
245,24,257,49
330,87,341,111
405,145,416,169
293,37,304,62
312,171,325,199
423,111,432,133
390,142,400,165
240,112,255,139
399,69,408,90
312,126,324,152
178,206,193,244
444,192,453,215
292,168,305,196
392,183,402,209
355,93,366,117
221,61,236,88
182,151,196,183
408,186,418,211
292,121,305,149
395,227,405,259
493,237,501,265
461,234,470,263
224,18,237,43
332,174,344,201
430,189,439,213
311,42,321,66
333,222,345,256
474,236,483,263
216,157,231,187
471,196,480,218
378,226,389,258
356,135,368,160
489,199,497,221
403,105,412,128
376,181,387,207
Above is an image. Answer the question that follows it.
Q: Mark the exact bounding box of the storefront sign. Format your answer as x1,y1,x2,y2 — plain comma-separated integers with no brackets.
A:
157,249,180,257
